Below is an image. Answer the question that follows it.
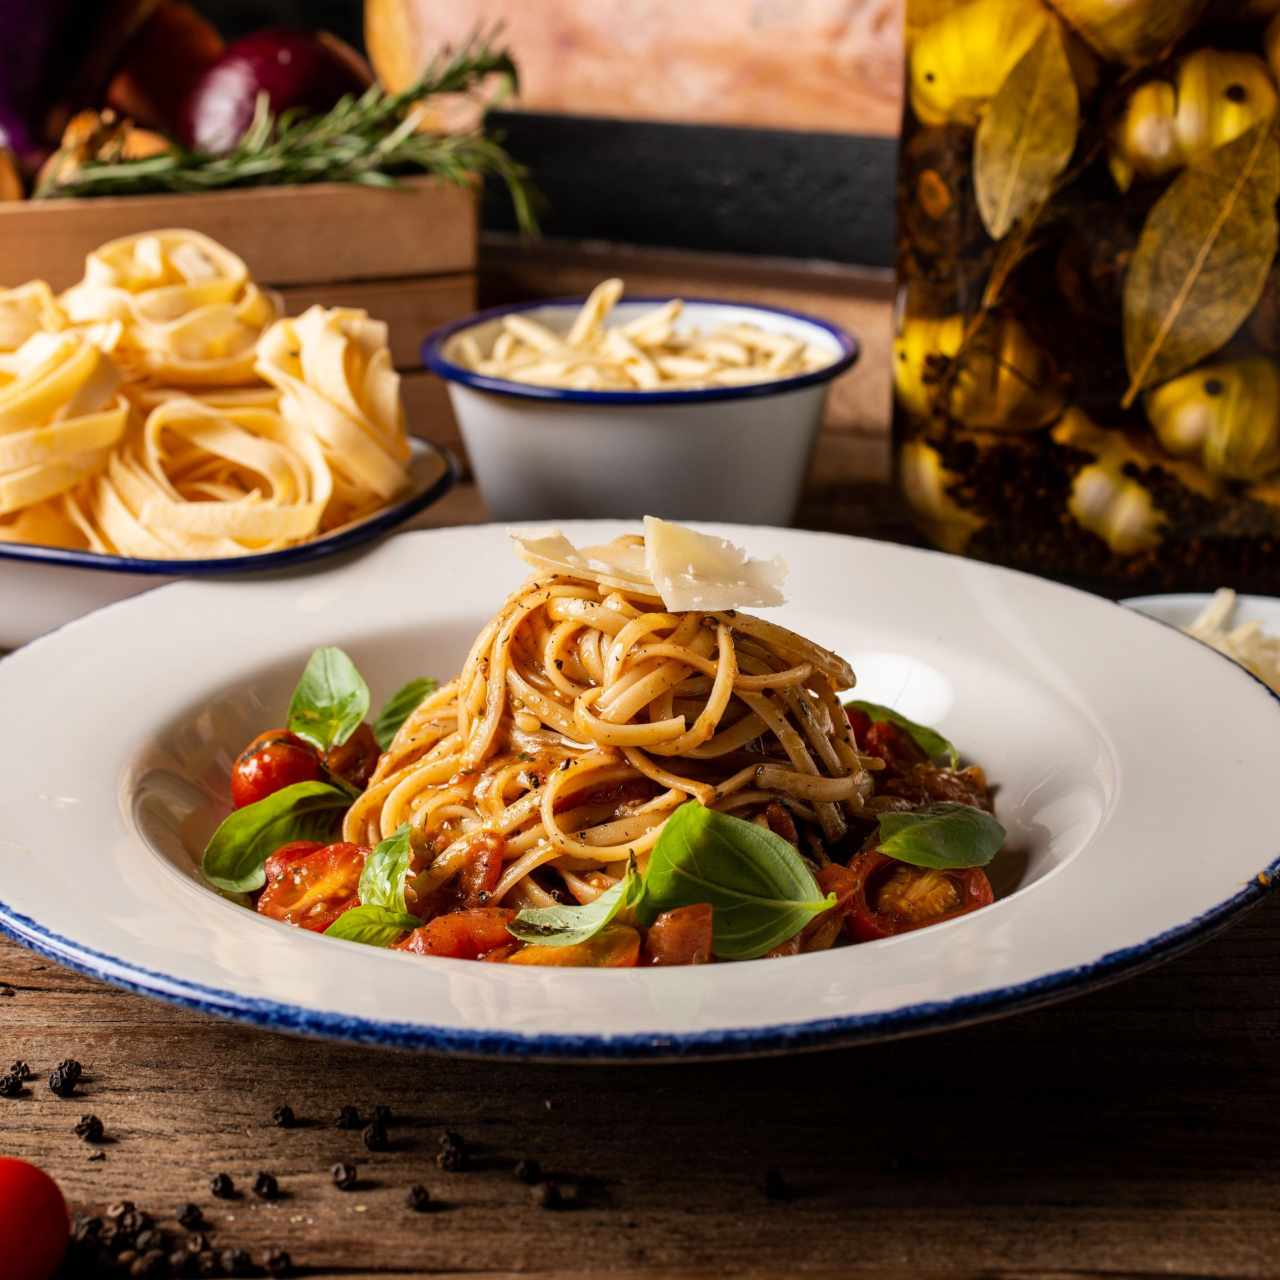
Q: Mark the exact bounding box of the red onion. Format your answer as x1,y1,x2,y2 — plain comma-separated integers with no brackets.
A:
178,28,373,155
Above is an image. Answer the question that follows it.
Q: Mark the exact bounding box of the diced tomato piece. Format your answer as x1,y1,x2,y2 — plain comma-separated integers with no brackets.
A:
230,729,323,808
395,907,516,960
324,722,380,790
256,841,367,933
457,834,505,907
506,925,641,968
762,802,799,848
845,848,993,942
799,863,860,953
644,904,714,966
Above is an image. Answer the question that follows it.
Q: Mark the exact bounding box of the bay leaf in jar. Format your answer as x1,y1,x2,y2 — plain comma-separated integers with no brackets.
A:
974,19,1080,239
1052,0,1207,67
1122,123,1280,408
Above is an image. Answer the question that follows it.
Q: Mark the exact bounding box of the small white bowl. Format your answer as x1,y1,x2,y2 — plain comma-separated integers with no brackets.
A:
422,296,858,524
0,438,456,650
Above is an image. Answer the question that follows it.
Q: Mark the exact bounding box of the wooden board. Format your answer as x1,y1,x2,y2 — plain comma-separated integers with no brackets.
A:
2,891,1277,1278
0,178,477,290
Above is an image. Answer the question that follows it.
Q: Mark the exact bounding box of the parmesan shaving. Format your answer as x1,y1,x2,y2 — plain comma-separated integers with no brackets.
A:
510,518,788,613
1185,589,1280,693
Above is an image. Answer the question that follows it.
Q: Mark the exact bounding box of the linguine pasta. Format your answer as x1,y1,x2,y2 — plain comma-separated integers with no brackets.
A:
343,531,877,913
0,229,414,558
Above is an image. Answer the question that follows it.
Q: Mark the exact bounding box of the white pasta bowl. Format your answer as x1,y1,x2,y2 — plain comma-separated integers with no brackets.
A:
0,522,1277,1061
421,297,858,523
0,437,456,650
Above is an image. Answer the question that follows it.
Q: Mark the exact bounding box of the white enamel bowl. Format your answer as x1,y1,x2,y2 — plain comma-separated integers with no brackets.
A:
0,437,456,650
0,523,1277,1061
422,298,857,525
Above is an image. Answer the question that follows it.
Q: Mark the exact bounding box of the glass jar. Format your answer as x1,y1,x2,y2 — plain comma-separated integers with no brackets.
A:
894,0,1280,593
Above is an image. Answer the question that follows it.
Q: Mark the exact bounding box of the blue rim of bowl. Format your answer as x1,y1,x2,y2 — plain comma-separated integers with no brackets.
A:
421,295,860,405
0,438,459,577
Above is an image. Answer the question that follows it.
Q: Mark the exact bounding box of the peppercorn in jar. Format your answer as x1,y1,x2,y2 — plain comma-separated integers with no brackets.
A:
895,0,1280,594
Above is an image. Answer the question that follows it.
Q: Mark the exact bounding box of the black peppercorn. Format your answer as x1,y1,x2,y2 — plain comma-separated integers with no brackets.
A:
252,1170,279,1201
0,1071,21,1098
177,1204,204,1231
56,1057,83,1083
169,1250,193,1278
220,1248,252,1277
184,1232,211,1254
331,1161,357,1190
373,1103,392,1124
270,1104,295,1128
764,1166,789,1201
194,1252,223,1278
514,1158,542,1185
48,1065,76,1097
134,1228,163,1253
436,1144,467,1172
335,1104,361,1129
361,1120,387,1152
74,1113,104,1142
107,1200,136,1222
263,1246,293,1276
405,1183,431,1211
209,1171,235,1199
7,1059,31,1080
117,1249,140,1269
73,1214,104,1243
131,1246,168,1277
118,1208,150,1236
532,1180,564,1210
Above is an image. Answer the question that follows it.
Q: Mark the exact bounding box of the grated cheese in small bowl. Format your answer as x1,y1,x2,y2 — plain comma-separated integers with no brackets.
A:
1185,590,1280,694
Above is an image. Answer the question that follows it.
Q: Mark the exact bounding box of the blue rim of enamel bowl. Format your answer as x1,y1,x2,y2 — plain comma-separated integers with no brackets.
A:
0,439,459,577
421,295,859,405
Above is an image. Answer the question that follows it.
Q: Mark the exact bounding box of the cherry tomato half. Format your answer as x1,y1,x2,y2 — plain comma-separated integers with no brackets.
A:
324,722,380,791
257,841,367,932
845,848,993,942
457,834,505,907
644,903,714,966
0,1157,69,1280
396,907,516,960
230,729,323,809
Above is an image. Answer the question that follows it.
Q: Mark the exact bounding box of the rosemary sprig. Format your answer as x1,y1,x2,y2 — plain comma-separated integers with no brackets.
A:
35,28,537,233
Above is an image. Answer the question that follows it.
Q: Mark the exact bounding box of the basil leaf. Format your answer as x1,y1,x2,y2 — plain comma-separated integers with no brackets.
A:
373,677,438,750
358,823,413,913
287,646,371,752
847,700,959,768
508,859,644,947
877,802,1005,869
324,904,421,947
639,803,834,961
201,780,350,894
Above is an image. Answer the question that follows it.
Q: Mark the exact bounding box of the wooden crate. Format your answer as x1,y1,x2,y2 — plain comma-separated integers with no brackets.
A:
0,178,475,459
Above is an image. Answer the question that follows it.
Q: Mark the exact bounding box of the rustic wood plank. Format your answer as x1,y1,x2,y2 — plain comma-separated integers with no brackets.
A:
2,893,1278,1278
0,179,477,290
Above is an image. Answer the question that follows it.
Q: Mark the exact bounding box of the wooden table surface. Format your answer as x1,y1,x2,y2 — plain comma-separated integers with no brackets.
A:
3,484,1279,1279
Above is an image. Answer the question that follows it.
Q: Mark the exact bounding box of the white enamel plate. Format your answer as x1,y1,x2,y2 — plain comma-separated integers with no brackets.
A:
2,524,1277,1060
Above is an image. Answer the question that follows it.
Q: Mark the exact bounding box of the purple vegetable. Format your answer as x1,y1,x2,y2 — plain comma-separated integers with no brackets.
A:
178,28,373,154
0,0,73,171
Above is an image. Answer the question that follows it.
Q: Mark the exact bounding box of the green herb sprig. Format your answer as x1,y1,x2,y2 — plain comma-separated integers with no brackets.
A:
35,28,538,233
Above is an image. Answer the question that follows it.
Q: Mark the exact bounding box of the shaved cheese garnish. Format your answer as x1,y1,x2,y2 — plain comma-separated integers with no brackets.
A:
510,518,788,612
1184,589,1280,693
643,515,786,611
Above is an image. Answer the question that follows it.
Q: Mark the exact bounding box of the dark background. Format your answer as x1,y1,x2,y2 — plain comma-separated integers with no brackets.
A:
192,0,364,46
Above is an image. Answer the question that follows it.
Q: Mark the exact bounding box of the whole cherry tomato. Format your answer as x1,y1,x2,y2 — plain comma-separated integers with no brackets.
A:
324,722,380,791
396,907,516,960
230,729,323,808
0,1158,69,1280
257,841,367,932
845,848,993,942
